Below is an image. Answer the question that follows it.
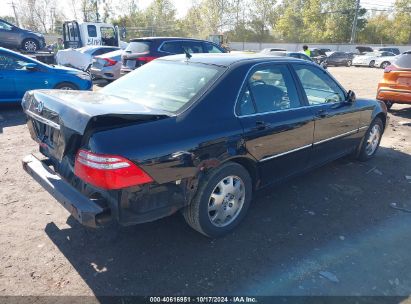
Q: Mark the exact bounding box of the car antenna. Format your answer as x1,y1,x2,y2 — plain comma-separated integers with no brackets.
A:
183,48,192,60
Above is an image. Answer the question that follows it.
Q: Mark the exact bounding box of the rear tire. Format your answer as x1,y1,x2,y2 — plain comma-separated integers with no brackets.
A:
381,61,390,69
346,60,352,67
369,60,375,67
357,118,383,161
22,39,39,52
183,162,252,238
54,82,78,90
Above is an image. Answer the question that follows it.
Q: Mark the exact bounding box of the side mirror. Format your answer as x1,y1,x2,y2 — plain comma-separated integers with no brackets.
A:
24,63,38,71
347,90,356,103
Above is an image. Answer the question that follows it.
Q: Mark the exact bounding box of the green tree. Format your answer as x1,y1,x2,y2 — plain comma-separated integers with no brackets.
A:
392,0,411,44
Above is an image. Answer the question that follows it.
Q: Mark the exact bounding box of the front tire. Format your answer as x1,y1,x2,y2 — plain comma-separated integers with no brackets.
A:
369,60,375,67
54,82,78,90
384,100,393,110
22,39,39,52
183,162,252,238
357,118,383,161
346,60,352,67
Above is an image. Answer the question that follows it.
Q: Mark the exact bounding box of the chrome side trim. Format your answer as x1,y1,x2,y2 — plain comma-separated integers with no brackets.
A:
359,125,369,131
25,110,61,130
313,129,357,146
260,144,312,162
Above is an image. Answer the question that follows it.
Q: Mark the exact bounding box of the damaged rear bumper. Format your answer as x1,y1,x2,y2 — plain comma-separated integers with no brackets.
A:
22,154,111,228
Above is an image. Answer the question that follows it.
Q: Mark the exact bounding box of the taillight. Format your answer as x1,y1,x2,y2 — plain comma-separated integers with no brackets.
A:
136,56,157,64
103,58,117,67
74,149,153,190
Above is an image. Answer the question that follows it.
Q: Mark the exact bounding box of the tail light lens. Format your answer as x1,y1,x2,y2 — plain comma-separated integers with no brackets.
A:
74,149,153,190
136,56,157,66
103,58,117,67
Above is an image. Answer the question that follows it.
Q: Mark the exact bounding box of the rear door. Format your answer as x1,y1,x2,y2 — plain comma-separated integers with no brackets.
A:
237,63,315,186
293,64,360,165
0,21,15,47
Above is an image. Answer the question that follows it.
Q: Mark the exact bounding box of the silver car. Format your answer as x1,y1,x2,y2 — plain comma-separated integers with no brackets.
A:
90,49,123,81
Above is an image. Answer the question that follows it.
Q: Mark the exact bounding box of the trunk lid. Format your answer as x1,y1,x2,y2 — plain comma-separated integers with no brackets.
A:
22,90,171,161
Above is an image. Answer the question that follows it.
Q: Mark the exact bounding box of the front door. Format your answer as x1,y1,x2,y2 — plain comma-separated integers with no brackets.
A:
293,64,360,166
236,64,315,186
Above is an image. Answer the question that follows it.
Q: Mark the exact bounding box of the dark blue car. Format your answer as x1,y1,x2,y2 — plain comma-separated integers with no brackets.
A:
0,47,92,103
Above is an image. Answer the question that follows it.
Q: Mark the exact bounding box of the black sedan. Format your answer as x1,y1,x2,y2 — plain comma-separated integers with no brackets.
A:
22,54,388,237
325,51,354,67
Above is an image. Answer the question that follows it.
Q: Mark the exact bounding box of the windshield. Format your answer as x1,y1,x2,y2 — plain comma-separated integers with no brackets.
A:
101,60,224,113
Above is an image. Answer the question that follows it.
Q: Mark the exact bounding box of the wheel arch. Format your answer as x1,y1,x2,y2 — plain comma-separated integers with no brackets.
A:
54,81,79,90
223,156,260,190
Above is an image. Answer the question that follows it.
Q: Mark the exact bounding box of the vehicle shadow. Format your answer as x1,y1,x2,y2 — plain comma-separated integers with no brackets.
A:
45,146,411,297
389,106,411,121
0,104,26,134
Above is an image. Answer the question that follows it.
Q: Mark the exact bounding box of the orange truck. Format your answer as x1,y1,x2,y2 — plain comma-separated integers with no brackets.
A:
377,53,411,110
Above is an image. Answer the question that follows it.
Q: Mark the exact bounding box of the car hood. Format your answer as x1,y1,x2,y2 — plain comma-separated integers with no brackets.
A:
50,65,85,74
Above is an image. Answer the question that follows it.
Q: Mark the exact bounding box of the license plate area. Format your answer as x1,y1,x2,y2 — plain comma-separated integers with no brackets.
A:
125,60,135,69
30,118,60,155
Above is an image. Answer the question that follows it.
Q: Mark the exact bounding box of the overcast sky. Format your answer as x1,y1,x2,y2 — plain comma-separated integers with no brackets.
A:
0,0,397,20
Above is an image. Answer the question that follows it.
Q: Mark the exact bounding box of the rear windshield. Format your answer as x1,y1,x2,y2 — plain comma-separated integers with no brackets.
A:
101,60,224,113
125,41,151,53
395,54,411,68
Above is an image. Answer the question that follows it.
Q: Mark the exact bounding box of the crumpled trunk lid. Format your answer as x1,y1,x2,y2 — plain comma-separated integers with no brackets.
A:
22,89,170,161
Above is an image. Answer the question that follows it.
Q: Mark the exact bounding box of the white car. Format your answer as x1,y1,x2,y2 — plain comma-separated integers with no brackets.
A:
374,53,402,69
352,51,396,67
56,45,120,71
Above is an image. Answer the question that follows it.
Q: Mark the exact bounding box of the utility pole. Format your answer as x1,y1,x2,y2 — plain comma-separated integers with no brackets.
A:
350,0,360,44
10,1,19,27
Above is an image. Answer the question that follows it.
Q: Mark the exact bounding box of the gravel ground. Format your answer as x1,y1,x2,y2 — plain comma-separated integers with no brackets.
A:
1,67,411,298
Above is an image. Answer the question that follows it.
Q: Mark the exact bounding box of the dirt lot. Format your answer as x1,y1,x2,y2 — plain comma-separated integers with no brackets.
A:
1,67,411,298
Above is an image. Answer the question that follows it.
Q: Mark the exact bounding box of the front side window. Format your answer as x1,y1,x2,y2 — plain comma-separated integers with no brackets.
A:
294,64,346,105
0,54,30,70
236,65,301,116
100,27,116,46
87,25,97,37
101,60,223,113
0,21,12,31
204,43,223,53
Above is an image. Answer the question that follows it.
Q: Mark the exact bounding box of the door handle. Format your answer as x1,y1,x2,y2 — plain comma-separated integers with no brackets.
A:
315,109,327,118
255,121,270,130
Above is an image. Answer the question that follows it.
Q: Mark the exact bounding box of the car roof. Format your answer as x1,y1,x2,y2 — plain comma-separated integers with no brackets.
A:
129,37,216,43
158,53,309,67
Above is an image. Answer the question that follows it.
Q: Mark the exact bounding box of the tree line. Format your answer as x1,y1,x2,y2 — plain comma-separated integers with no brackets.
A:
3,0,411,45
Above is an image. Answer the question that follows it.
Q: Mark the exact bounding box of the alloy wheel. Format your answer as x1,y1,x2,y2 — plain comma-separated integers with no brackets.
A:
365,124,381,156
208,175,245,227
24,40,37,52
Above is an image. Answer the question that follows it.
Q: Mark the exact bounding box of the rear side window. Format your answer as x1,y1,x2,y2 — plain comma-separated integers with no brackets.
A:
395,54,411,68
160,41,183,54
126,41,151,53
87,25,97,37
181,41,204,53
294,64,345,105
236,64,301,116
